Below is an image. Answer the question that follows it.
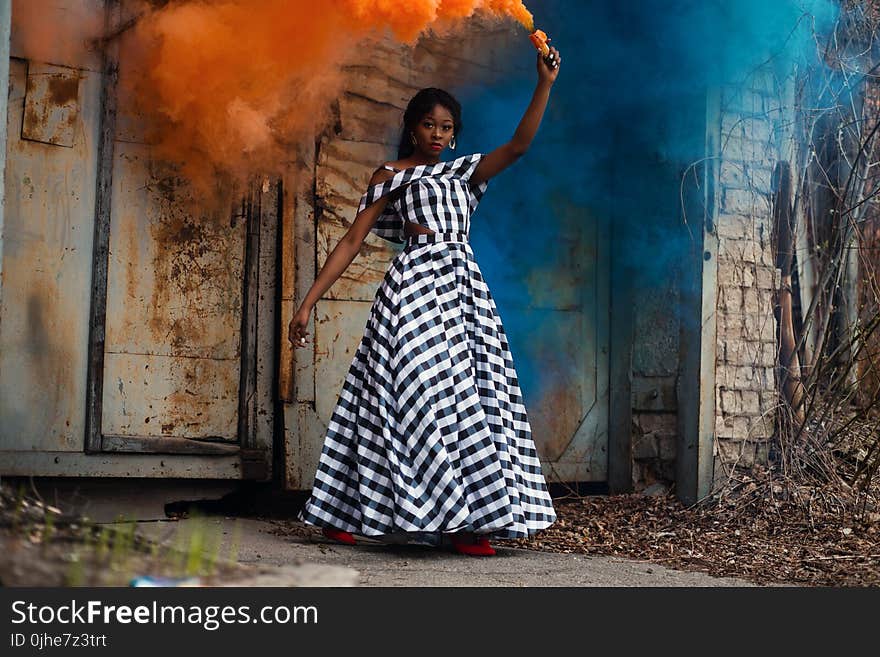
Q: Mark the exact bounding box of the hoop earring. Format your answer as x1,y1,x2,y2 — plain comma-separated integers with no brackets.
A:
411,133,417,146
449,137,456,151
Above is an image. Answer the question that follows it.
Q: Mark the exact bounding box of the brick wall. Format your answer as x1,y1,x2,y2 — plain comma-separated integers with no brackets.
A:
627,71,787,493
713,70,783,484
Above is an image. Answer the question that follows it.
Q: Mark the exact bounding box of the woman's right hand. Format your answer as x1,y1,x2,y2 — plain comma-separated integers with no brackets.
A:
289,305,313,349
537,44,561,84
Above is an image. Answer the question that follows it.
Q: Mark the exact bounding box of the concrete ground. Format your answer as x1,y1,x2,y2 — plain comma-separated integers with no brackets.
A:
23,478,760,587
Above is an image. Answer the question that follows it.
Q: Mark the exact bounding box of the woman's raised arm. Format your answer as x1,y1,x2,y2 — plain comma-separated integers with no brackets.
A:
470,45,562,187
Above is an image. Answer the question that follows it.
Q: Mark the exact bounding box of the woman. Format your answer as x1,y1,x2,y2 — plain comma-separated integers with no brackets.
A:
290,43,562,557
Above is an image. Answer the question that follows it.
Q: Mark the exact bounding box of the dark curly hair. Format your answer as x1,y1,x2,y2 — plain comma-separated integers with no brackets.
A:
397,88,463,160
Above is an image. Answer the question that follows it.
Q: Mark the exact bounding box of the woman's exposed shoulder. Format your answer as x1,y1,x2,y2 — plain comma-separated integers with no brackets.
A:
369,163,398,185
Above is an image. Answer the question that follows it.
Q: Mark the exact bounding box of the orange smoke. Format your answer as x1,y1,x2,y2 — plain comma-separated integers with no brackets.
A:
484,0,535,31
119,0,536,192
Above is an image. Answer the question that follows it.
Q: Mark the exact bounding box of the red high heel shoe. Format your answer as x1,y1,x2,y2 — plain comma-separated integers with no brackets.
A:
450,533,495,556
322,527,356,545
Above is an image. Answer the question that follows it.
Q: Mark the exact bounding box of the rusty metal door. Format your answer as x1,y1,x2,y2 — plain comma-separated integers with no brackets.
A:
0,2,273,479
0,58,103,455
88,156,277,469
517,210,611,484
80,30,276,476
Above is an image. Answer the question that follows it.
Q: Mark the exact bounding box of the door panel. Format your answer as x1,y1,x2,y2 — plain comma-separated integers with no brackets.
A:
1,3,275,477
0,59,100,452
100,352,241,438
101,142,246,442
494,205,610,483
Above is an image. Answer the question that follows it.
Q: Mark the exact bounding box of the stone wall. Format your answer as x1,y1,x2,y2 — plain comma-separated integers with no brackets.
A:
713,69,783,485
629,67,787,494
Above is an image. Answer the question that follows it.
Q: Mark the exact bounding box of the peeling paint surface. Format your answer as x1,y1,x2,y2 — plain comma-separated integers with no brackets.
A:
313,299,372,428
0,58,100,451
101,353,240,438
316,139,398,302
102,143,246,440
21,63,81,147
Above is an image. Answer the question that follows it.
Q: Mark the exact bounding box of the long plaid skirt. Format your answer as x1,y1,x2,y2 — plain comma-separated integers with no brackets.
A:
299,231,557,541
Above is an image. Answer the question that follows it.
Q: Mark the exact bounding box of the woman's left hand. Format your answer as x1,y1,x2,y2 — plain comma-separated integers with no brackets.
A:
537,45,561,84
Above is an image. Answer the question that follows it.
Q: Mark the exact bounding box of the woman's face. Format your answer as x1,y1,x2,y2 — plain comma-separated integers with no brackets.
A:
411,104,455,158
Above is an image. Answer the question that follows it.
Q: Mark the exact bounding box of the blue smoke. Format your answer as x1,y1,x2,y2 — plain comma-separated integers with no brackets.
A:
454,0,838,409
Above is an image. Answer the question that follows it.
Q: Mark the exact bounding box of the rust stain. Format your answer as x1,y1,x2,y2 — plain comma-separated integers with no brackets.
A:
525,329,585,462
46,74,80,107
24,106,42,132
146,166,241,355
22,68,80,147
118,205,141,343
102,157,246,438
25,283,76,447
532,378,582,461
161,388,219,436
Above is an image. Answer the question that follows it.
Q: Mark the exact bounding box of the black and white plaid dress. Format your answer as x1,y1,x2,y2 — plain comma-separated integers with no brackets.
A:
299,153,557,543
